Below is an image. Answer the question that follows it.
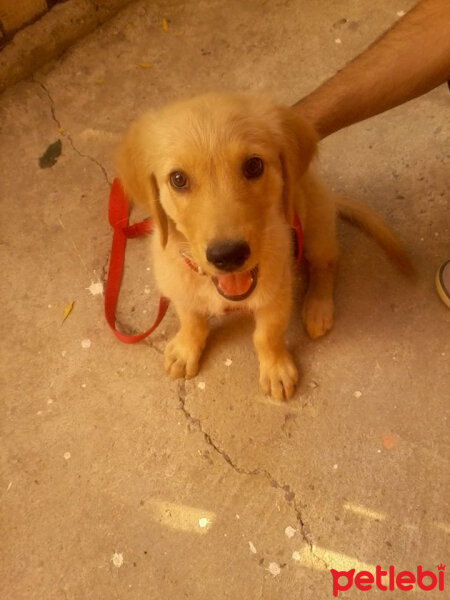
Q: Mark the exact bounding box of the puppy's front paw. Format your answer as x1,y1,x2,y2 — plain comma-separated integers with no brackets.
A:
302,295,334,340
164,334,202,379
259,351,298,401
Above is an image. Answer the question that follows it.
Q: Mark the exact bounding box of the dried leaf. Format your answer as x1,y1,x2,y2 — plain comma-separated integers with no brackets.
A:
162,17,169,31
39,139,62,169
62,301,74,323
138,62,153,69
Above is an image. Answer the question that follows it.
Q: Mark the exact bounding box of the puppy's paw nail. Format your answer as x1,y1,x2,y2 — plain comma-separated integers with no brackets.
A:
259,353,298,401
164,337,201,379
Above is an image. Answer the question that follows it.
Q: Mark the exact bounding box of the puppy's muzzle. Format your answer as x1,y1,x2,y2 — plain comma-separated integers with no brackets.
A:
206,240,258,301
206,240,250,272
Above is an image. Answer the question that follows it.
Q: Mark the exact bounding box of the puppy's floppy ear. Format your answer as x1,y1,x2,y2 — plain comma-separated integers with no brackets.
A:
116,116,169,247
277,106,317,224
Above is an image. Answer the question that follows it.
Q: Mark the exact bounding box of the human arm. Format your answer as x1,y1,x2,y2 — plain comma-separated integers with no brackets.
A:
292,0,450,139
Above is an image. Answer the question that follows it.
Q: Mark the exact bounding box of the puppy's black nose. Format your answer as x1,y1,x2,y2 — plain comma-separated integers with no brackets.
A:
206,240,250,271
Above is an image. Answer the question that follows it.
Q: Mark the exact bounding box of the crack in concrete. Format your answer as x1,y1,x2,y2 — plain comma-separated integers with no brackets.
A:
177,380,260,477
33,77,111,185
100,250,111,285
292,496,329,569
143,339,164,355
177,380,327,567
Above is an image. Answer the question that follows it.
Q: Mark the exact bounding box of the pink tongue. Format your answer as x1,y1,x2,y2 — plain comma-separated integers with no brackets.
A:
216,271,252,297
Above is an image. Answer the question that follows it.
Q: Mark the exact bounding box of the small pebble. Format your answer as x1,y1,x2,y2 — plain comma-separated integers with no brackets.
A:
335,38,342,44
81,339,91,349
64,452,71,460
198,381,206,390
285,526,296,538
224,358,232,367
86,281,103,296
292,550,301,562
111,552,123,568
249,541,257,554
354,390,362,398
198,517,210,528
268,562,281,577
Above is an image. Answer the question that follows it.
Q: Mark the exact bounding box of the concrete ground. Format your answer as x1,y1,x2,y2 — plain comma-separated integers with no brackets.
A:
1,0,449,598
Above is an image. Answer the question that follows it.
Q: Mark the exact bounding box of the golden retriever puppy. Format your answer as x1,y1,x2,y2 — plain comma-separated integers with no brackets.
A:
117,93,411,400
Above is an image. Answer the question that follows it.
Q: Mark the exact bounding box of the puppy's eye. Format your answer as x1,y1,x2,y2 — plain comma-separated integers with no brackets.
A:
170,170,189,190
242,156,264,179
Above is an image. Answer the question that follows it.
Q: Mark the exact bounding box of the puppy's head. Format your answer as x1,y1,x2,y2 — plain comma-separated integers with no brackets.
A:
116,93,316,301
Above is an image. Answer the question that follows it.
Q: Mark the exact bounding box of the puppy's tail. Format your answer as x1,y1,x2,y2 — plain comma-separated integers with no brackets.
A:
336,195,415,276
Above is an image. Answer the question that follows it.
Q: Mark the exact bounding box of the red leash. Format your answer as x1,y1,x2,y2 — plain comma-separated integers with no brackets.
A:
104,178,169,343
105,179,303,343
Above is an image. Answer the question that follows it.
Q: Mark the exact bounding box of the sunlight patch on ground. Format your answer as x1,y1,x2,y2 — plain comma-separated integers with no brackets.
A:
343,502,387,521
144,499,215,534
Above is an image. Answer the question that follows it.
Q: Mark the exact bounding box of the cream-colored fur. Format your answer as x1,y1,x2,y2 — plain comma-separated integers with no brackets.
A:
116,93,412,400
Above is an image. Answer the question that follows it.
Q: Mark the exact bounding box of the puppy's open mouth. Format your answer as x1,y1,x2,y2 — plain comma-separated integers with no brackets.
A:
212,266,259,301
